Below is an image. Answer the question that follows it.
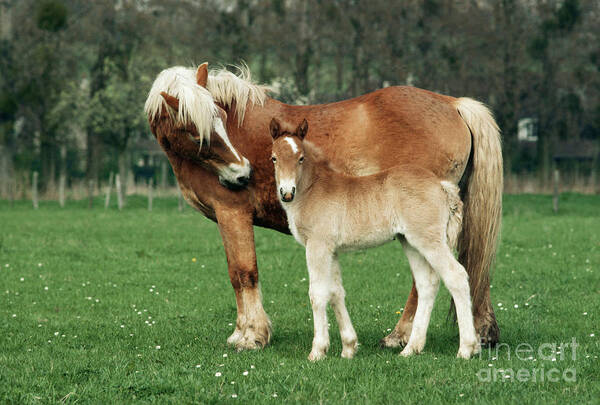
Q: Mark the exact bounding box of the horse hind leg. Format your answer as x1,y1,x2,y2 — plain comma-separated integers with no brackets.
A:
399,241,440,357
411,237,480,359
330,256,358,359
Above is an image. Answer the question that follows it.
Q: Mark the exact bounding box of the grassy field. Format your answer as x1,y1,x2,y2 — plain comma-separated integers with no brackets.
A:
1,194,599,404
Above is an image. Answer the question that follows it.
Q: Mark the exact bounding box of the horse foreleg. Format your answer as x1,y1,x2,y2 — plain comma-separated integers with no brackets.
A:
305,241,334,361
380,282,418,348
216,210,272,351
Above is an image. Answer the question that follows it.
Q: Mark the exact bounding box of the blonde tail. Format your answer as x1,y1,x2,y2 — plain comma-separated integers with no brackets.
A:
454,97,503,345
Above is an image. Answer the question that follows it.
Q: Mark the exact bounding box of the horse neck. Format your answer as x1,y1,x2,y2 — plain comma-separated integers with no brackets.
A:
295,143,334,199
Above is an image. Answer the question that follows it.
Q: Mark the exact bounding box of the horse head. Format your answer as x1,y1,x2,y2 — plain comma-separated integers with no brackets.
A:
146,64,252,189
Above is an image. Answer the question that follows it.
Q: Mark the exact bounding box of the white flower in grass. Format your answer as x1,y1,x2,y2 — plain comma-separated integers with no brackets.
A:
19,277,24,282
497,303,503,307
155,345,161,349
223,353,228,358
11,314,16,318
250,365,255,369
514,304,519,308
215,372,222,377
272,393,278,398
38,263,43,267
230,381,235,385
120,325,125,328
583,312,587,315
196,364,201,368
4,264,9,268
54,332,59,336
591,333,595,337
44,286,48,291
231,394,237,398
242,371,249,376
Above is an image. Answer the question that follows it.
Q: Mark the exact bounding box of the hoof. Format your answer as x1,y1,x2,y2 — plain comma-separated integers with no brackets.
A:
400,345,421,357
457,341,480,359
341,342,358,359
228,320,272,351
380,330,410,349
475,310,500,347
308,350,327,362
477,321,500,348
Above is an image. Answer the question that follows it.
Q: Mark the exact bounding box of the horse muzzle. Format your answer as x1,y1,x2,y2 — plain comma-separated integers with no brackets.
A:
280,186,295,202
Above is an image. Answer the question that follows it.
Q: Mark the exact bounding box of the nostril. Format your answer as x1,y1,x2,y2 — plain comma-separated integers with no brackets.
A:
236,176,248,185
292,186,296,194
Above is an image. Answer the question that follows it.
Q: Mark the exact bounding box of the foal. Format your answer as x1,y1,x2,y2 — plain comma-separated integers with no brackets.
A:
269,118,480,361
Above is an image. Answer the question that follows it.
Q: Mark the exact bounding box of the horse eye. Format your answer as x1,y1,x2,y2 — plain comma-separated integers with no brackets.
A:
299,156,304,164
271,156,277,163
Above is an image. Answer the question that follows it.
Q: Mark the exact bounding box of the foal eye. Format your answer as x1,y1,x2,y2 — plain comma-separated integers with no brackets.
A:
271,156,277,163
299,156,304,164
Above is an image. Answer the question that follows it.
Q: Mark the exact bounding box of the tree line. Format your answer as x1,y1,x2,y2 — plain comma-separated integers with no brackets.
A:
0,0,599,197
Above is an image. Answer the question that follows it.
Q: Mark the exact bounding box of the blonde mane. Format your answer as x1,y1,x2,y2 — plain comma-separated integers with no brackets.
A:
144,65,272,143
144,66,217,146
207,65,272,125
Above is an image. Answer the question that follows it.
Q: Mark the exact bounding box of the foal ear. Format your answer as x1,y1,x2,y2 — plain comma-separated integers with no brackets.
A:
196,62,209,88
269,118,282,140
296,118,309,140
160,92,179,111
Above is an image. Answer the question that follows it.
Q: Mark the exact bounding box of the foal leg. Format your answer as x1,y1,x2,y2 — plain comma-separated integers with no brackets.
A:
412,240,480,359
216,210,272,351
330,256,358,359
399,242,440,357
305,241,334,361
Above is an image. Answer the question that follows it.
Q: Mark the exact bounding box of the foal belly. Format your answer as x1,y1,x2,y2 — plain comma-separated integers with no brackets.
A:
337,227,397,253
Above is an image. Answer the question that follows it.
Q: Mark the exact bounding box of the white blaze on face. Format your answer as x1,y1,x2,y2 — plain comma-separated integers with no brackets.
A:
276,136,301,201
284,137,299,154
213,117,251,185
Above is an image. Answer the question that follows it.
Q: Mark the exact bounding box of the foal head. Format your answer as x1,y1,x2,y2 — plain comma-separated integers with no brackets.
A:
147,64,252,189
269,118,308,203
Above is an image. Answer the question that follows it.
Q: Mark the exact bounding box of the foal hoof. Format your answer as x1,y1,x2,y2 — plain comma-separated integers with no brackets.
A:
399,346,420,357
457,341,481,359
308,350,327,362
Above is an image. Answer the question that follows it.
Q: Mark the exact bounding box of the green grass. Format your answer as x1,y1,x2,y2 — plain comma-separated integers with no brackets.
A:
1,194,599,404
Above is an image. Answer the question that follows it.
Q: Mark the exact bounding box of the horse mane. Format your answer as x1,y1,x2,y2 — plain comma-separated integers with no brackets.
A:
144,66,217,146
207,64,272,125
144,64,272,143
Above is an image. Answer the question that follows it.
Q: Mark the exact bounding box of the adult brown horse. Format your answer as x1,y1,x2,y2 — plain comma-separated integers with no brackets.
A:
144,63,502,351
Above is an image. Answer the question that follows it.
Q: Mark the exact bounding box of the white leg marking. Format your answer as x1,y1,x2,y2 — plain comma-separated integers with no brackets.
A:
305,241,333,361
410,239,480,359
330,257,358,359
400,242,439,357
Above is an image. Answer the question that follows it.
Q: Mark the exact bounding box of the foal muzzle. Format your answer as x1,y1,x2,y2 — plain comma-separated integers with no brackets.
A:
280,186,295,202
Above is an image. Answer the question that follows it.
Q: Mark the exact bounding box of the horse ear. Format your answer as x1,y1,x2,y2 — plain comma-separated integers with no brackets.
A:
296,119,308,140
160,92,179,111
270,118,282,140
196,62,208,88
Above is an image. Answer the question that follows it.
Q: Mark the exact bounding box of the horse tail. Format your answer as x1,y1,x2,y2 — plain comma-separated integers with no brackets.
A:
454,97,503,344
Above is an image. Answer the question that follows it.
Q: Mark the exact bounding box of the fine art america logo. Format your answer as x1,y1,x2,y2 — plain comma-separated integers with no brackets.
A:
477,338,578,383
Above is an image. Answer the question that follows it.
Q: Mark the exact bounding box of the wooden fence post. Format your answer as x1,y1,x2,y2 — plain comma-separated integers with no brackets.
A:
552,168,560,213
32,171,38,209
58,174,66,208
88,179,94,209
104,172,113,209
148,178,154,211
116,174,123,211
